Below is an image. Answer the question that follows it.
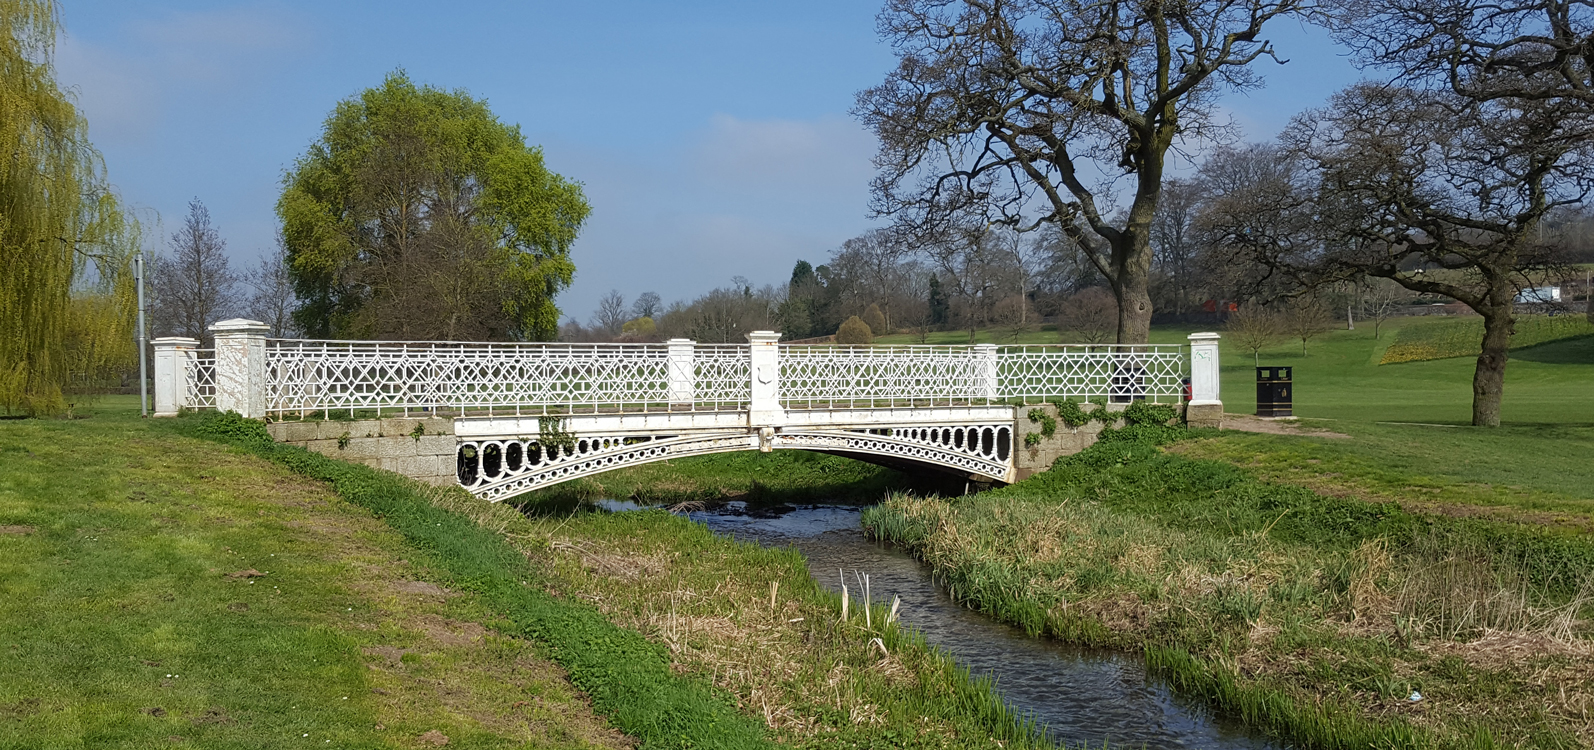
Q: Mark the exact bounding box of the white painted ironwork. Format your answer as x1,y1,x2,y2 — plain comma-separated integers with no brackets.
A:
458,417,1015,502
185,349,217,410
996,345,1186,404
260,340,752,418
176,332,1194,418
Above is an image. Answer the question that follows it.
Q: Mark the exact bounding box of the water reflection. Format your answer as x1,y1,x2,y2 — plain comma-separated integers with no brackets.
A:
597,500,1278,750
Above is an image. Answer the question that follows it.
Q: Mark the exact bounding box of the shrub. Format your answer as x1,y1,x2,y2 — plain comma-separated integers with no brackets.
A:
836,315,873,345
861,304,888,336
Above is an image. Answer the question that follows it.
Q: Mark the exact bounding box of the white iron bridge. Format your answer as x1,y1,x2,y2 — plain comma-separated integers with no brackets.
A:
154,322,1223,501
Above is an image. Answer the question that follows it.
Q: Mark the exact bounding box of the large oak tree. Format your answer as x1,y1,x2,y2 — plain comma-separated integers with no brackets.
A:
855,0,1311,343
279,71,590,341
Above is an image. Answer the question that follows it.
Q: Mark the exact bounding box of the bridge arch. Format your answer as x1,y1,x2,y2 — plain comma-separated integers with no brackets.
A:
458,423,1014,503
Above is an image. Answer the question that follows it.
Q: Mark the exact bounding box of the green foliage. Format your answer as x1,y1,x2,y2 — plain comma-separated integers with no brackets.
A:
836,315,874,345
1053,399,1092,428
621,315,656,338
862,303,888,336
1026,408,1056,438
183,416,774,749
1381,314,1594,364
1123,400,1179,426
1,0,141,414
278,70,589,340
536,415,576,452
193,410,272,445
1023,432,1042,447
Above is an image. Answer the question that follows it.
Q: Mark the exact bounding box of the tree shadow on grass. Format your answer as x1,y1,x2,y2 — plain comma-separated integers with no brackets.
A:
1510,334,1594,365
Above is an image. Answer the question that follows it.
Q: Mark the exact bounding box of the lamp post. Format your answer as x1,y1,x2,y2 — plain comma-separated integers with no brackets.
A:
135,252,148,417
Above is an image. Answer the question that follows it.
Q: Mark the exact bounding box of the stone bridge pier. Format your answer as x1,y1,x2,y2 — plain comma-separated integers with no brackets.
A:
160,323,1222,502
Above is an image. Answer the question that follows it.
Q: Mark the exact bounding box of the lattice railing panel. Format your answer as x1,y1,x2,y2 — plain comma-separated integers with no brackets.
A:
689,345,752,406
185,350,217,409
996,346,1185,403
265,340,681,417
242,338,1188,418
779,345,988,408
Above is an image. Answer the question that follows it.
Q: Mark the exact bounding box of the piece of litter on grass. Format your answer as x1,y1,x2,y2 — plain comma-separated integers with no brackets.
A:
1408,690,1423,702
787,617,804,623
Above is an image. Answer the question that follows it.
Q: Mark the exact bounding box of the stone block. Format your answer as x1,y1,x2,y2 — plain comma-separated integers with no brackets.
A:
1186,403,1224,429
378,454,455,478
333,438,385,461
300,439,342,456
373,436,425,459
413,434,457,456
317,420,363,440
268,421,320,443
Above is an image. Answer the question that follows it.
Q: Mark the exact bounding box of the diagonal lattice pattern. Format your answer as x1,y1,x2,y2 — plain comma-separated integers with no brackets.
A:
779,345,990,408
262,340,753,417
182,338,1188,416
184,350,218,409
996,346,1185,402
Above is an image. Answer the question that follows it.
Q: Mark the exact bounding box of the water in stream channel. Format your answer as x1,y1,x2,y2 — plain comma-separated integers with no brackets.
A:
597,499,1279,750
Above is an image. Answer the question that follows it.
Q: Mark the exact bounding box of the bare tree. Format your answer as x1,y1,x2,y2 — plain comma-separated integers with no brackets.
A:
928,230,1019,342
150,199,238,344
245,237,299,338
1360,278,1406,340
1284,296,1334,355
1317,0,1594,425
1287,84,1591,425
1057,287,1117,347
857,0,1310,344
1226,304,1285,366
631,291,662,320
1151,179,1203,316
593,289,627,337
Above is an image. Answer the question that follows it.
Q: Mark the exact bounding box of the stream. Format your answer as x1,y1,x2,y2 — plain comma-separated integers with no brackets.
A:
598,499,1279,750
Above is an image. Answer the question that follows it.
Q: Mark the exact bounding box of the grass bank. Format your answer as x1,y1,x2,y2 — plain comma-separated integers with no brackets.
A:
183,411,1055,749
0,397,628,748
1379,315,1594,364
863,424,1594,749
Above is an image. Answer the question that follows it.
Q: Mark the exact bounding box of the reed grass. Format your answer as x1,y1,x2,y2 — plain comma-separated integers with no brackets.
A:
864,425,1594,749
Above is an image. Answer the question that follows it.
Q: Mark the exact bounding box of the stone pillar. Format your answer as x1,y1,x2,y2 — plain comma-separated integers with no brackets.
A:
151,337,199,417
1186,332,1223,428
667,338,695,406
974,343,999,402
210,319,271,418
747,330,786,427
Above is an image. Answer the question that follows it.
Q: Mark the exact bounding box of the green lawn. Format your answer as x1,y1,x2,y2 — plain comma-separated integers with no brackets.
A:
879,319,1594,425
0,397,625,749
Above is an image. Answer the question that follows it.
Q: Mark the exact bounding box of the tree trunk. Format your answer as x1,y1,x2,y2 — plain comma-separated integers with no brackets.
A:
1111,231,1154,345
1471,303,1514,427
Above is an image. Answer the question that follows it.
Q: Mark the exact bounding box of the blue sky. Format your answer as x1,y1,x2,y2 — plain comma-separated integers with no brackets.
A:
55,1,1363,322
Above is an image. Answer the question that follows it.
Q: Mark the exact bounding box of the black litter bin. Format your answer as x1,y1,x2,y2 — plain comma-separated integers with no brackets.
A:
1256,366,1292,417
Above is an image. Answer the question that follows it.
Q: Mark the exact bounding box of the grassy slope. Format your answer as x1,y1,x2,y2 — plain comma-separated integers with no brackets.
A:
866,320,1594,748
865,426,1594,750
184,411,1054,750
879,319,1594,425
0,397,626,749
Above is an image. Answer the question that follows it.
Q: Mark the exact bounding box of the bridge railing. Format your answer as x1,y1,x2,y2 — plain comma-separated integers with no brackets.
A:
260,339,753,418
158,320,1210,419
776,343,1185,409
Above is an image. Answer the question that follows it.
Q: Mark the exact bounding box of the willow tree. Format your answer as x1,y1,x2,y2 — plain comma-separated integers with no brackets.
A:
1,0,139,415
278,71,591,341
